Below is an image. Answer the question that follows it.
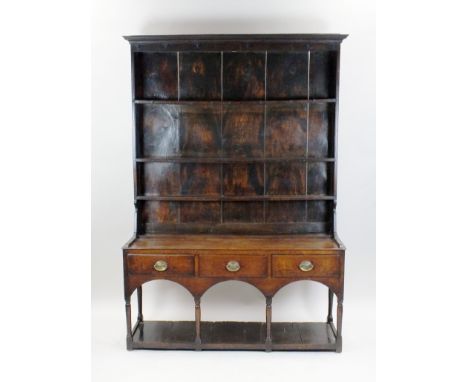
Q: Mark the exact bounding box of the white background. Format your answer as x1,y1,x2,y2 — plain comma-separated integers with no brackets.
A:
91,1,375,381
3,0,467,382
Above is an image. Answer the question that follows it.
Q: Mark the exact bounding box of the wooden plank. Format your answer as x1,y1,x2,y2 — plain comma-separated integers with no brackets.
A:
142,222,331,235
134,99,336,105
298,322,332,344
267,52,308,100
179,52,221,100
131,321,336,351
124,34,347,53
124,34,348,43
125,234,341,251
136,195,335,201
271,322,300,344
134,53,178,100
132,321,196,349
136,157,336,164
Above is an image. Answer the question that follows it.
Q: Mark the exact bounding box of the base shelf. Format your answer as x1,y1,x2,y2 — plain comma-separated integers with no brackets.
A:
131,321,338,351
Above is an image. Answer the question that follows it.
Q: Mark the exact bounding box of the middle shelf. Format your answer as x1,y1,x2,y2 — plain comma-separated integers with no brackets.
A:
137,161,334,199
136,156,335,163
136,195,336,202
135,101,336,159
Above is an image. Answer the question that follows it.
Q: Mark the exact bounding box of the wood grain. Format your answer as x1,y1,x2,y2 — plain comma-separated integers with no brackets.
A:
179,52,221,100
141,163,180,196
199,254,268,278
266,162,306,195
267,52,308,99
141,201,178,224
223,202,264,223
139,104,180,157
266,201,306,222
134,52,178,100
309,50,337,99
222,103,264,157
223,52,265,100
265,103,307,156
125,234,341,251
180,164,221,195
179,202,221,223
307,162,330,195
131,321,337,351
179,105,222,156
223,163,264,196
272,254,340,277
128,254,195,276
308,103,334,158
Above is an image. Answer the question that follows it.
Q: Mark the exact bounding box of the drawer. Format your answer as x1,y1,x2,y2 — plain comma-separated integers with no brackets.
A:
272,254,340,278
127,254,194,276
199,255,268,278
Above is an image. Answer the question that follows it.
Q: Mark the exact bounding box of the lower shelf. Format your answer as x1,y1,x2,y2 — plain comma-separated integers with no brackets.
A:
131,321,337,351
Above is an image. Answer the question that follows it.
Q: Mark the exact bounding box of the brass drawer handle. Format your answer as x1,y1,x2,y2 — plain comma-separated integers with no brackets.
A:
299,260,314,272
153,260,168,272
226,260,240,272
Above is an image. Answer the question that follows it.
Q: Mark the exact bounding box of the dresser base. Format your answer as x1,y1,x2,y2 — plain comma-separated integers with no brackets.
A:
123,234,345,353
129,321,339,352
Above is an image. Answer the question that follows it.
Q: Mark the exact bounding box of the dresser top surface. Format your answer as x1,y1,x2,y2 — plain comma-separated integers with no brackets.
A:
124,34,347,51
125,234,343,251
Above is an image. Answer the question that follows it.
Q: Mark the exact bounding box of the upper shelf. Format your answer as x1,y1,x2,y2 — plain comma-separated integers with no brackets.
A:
133,50,338,100
134,99,336,105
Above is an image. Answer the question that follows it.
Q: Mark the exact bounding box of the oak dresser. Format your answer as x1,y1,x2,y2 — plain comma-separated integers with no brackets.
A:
122,34,347,352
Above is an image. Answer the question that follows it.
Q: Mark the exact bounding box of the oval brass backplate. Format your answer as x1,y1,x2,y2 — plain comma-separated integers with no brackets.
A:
226,260,240,272
153,260,168,272
299,260,314,272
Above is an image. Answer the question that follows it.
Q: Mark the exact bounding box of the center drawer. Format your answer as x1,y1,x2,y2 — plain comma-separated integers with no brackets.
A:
199,254,268,278
127,254,194,276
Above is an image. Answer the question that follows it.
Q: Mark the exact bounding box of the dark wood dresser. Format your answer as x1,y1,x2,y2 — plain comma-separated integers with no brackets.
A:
122,34,347,352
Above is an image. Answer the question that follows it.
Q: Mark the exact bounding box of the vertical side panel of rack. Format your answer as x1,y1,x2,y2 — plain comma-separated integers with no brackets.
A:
130,44,141,234
332,44,342,234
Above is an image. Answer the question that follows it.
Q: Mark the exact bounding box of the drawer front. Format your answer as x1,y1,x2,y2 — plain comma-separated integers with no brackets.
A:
199,255,268,278
127,254,194,276
272,254,340,278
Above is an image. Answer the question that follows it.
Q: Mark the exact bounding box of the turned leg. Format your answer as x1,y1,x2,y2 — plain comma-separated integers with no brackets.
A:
125,298,133,350
336,299,343,353
194,297,201,350
265,296,272,352
137,286,143,322
327,289,334,323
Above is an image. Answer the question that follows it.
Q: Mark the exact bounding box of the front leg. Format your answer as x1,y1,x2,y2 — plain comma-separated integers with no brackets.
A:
194,297,201,350
137,286,143,322
125,298,133,350
265,296,272,352
327,288,334,323
336,298,343,353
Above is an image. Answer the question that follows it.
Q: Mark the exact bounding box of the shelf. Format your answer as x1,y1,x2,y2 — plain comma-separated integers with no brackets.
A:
126,234,341,250
134,99,336,105
131,321,337,351
136,195,336,202
136,157,335,164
